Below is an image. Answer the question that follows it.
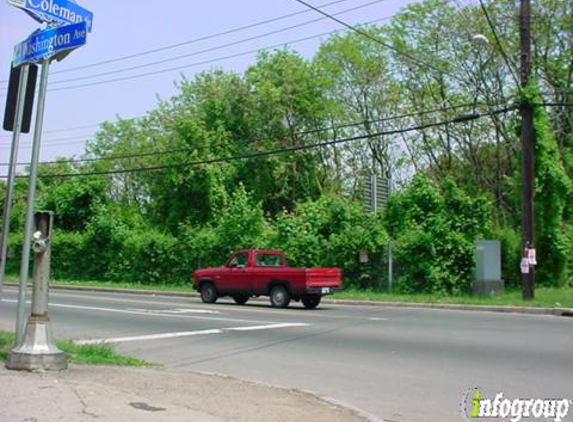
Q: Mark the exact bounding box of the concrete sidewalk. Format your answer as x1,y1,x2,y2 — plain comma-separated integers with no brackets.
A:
0,364,376,422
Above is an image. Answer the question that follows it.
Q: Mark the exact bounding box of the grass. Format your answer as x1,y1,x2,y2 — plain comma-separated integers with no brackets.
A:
332,286,573,308
0,330,150,366
4,274,192,294
0,331,13,361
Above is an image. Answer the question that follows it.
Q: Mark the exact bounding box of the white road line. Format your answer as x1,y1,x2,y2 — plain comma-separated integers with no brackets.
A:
126,308,221,315
75,329,224,345
368,317,389,321
75,322,310,345
1,299,274,324
227,323,310,331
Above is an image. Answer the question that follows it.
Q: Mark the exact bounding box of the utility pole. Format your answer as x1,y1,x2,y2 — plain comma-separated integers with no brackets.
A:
519,0,535,300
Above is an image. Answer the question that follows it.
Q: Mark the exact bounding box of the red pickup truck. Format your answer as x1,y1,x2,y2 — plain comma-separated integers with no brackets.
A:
193,249,342,309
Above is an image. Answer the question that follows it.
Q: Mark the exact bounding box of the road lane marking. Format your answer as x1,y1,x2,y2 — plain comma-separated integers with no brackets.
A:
3,287,342,318
2,287,355,321
227,323,309,331
1,298,274,325
75,329,223,345
75,322,310,345
368,317,389,321
127,308,221,315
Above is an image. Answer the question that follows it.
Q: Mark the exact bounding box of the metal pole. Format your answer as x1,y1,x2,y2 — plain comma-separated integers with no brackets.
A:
15,59,50,345
0,64,29,300
387,169,393,293
519,0,535,300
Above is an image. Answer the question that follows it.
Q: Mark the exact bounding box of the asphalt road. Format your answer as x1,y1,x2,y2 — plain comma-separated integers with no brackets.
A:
1,287,572,422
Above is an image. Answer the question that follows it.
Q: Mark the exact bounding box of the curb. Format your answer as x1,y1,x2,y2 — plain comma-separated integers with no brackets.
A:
4,282,572,317
327,298,573,317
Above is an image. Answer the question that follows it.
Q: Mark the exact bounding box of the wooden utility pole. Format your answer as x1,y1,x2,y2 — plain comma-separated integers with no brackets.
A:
519,0,535,300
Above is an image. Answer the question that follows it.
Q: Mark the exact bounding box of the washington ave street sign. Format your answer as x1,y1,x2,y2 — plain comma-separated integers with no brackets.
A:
12,21,87,67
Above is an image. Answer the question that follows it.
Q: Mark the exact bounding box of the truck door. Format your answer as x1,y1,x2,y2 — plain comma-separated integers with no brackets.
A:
219,252,251,295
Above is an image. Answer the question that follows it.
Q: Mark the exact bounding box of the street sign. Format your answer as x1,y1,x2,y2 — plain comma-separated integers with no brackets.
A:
12,21,87,67
363,172,389,212
7,0,93,32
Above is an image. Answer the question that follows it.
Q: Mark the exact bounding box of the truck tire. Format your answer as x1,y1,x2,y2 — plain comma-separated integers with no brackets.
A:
233,294,249,305
270,285,291,308
301,295,321,309
200,282,218,304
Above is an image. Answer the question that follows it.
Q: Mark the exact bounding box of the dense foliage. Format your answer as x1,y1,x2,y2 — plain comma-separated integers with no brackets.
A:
1,0,572,293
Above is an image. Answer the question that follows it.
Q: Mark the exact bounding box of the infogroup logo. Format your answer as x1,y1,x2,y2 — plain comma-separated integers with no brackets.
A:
462,388,571,422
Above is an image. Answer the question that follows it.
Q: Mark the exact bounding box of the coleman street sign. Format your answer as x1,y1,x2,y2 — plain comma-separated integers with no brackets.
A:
7,0,93,32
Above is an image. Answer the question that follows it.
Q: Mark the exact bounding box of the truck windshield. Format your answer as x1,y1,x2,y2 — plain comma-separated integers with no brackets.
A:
255,253,283,267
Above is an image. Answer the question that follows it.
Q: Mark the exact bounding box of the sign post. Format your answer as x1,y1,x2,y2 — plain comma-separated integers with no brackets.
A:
0,65,30,300
15,58,51,347
5,0,93,362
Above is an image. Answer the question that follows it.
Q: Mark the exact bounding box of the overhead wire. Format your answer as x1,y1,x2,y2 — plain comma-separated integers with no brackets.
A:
46,0,388,87
0,0,353,84
0,0,390,92
0,13,396,96
290,0,466,84
0,100,513,165
477,0,520,87
0,105,517,179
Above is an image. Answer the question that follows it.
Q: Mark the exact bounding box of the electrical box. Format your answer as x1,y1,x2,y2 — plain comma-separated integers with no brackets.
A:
472,240,504,296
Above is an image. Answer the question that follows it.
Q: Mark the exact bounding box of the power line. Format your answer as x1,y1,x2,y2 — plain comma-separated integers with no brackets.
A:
290,0,466,84
43,15,396,93
0,15,395,96
0,134,96,147
46,0,387,87
0,123,103,139
0,0,353,85
1,105,516,179
477,0,520,87
0,100,510,166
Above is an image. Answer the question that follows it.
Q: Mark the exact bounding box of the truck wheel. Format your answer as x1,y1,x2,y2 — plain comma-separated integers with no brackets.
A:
200,282,218,304
301,295,321,309
233,294,249,305
270,285,291,308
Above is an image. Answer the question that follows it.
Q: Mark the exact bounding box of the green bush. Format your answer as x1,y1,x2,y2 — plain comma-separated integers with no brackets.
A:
531,96,573,287
272,195,388,289
51,231,88,279
81,206,124,280
108,229,185,285
386,176,491,294
5,232,24,275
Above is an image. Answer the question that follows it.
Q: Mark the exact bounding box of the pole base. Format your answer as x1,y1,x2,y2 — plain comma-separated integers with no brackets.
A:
6,315,68,371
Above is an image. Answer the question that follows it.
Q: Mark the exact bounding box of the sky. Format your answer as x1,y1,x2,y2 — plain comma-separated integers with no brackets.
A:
0,0,419,174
